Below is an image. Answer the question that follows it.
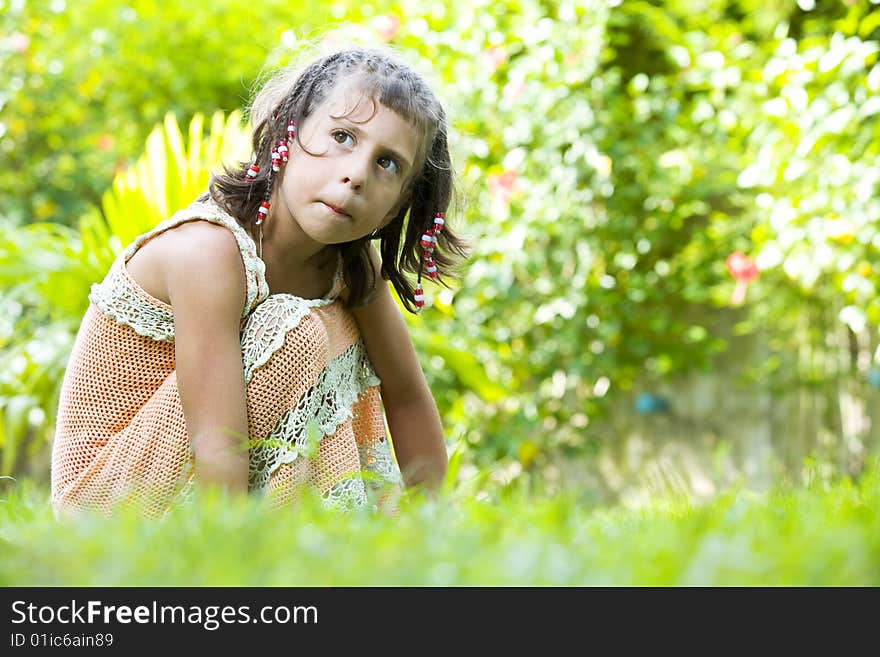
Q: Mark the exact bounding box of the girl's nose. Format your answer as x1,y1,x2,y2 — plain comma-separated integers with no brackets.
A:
341,154,369,191
341,175,364,191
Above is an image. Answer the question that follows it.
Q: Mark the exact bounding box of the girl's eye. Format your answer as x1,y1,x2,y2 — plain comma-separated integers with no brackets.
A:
332,130,354,146
377,156,400,174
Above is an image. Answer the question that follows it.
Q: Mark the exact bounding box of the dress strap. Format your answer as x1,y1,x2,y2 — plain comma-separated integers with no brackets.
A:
122,198,269,318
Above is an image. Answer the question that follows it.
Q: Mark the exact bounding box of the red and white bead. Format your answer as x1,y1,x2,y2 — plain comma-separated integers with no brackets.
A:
277,140,289,163
287,122,297,142
271,150,281,172
246,164,260,181
420,229,436,250
256,200,270,225
413,212,448,311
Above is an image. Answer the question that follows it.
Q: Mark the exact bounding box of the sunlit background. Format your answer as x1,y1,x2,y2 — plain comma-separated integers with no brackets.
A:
2,0,880,508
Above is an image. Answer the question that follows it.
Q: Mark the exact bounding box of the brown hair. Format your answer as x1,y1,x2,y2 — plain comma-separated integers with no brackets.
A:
207,45,468,312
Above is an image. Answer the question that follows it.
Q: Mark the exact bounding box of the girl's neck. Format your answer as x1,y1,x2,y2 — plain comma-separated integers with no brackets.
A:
250,225,337,298
264,241,336,276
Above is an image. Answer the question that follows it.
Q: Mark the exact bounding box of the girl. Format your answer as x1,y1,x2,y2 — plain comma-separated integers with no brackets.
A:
50,45,467,518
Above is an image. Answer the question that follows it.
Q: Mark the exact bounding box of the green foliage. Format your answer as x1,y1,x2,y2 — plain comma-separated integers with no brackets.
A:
101,111,251,247
0,0,377,224
2,462,878,585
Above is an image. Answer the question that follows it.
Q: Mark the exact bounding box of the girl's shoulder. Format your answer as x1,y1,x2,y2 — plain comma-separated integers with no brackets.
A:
124,199,269,317
125,220,244,308
90,200,269,339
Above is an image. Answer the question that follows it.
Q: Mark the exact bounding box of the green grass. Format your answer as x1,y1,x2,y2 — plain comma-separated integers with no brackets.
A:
1,467,878,587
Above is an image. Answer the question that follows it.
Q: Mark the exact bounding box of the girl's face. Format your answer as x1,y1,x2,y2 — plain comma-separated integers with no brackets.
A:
272,83,421,246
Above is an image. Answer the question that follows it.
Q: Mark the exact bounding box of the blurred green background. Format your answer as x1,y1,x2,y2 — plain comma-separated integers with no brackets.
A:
2,0,880,507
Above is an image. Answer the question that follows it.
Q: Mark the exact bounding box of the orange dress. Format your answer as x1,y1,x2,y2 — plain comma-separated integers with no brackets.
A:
50,199,401,518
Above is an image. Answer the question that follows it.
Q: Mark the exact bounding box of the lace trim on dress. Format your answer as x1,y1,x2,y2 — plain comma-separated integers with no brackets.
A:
321,477,369,511
241,294,340,385
358,436,402,488
89,265,177,342
248,340,383,495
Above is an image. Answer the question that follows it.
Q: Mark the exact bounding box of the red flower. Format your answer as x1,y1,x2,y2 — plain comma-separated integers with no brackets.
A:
373,15,401,42
725,251,759,282
488,170,518,204
726,251,759,305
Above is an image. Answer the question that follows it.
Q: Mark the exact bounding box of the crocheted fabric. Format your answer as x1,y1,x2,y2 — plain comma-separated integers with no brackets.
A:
51,200,401,518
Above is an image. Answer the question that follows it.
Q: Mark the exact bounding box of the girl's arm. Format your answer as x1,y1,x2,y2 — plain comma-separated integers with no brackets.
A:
164,222,250,494
351,259,448,492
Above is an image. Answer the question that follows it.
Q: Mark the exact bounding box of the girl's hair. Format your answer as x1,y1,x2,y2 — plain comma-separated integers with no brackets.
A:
208,45,468,312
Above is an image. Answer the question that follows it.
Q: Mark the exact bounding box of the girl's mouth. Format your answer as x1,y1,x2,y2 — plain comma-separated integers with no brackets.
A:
322,202,351,217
